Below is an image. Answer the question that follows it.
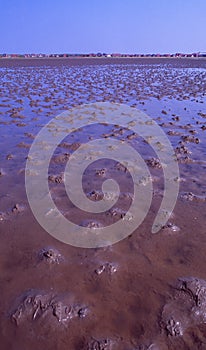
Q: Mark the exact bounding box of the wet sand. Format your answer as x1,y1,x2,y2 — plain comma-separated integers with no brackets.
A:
0,58,206,349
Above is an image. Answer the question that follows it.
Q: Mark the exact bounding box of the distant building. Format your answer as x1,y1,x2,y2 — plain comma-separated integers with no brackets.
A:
111,53,121,57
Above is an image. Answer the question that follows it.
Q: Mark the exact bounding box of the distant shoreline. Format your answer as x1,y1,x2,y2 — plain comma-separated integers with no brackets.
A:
1,56,206,59
0,57,206,69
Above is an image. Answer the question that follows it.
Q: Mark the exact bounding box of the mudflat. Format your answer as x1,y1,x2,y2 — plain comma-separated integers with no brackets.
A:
0,58,206,350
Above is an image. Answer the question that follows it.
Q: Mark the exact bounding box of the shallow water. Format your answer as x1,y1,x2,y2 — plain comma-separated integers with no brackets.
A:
0,58,206,349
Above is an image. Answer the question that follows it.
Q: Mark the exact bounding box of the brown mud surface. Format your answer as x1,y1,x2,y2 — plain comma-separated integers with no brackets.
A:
0,58,206,349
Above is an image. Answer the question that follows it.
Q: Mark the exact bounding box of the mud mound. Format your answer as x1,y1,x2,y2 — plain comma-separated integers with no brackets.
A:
11,290,88,326
162,277,206,337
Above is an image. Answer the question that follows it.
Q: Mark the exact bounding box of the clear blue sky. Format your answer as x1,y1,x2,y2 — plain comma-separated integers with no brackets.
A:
0,0,205,54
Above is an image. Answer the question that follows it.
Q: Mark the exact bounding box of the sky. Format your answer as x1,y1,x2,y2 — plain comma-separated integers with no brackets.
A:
0,0,205,54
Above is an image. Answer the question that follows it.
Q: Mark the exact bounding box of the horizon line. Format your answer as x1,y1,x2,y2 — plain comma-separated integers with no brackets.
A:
1,51,206,58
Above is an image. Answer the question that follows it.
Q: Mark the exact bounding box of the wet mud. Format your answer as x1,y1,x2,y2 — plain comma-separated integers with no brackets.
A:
0,58,206,349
